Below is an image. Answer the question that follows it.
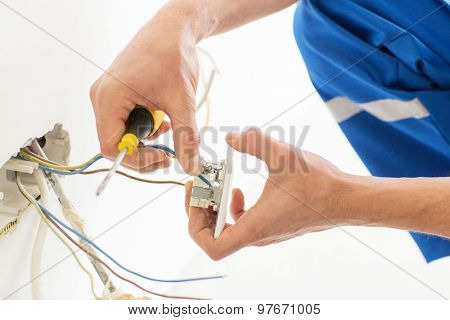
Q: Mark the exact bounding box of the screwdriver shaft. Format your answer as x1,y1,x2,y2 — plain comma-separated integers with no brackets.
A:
96,148,128,196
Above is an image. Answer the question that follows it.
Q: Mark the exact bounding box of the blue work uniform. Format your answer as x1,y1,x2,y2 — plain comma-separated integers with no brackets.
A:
293,0,450,262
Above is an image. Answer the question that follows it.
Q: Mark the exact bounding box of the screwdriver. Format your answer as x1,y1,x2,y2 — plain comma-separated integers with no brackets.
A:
96,107,165,196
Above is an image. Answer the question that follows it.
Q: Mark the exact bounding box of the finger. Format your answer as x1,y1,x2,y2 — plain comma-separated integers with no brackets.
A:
120,148,168,171
188,205,258,261
184,180,193,216
168,94,202,176
144,120,171,141
225,128,285,169
95,103,135,160
230,188,245,222
121,156,171,173
138,157,172,173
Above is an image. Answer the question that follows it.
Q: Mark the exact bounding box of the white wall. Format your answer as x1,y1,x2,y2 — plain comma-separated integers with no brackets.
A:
0,0,448,299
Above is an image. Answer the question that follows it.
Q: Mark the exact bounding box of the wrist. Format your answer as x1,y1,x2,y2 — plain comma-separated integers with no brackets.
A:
329,173,381,227
156,0,218,43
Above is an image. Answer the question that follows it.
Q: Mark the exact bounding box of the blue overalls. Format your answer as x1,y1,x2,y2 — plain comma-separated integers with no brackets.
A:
293,0,450,262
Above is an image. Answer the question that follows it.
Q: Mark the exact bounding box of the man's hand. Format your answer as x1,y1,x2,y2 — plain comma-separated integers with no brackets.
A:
90,0,296,174
184,129,450,260
184,128,346,260
90,3,202,174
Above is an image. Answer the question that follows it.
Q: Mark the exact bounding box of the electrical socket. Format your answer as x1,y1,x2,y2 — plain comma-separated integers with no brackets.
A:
190,146,233,238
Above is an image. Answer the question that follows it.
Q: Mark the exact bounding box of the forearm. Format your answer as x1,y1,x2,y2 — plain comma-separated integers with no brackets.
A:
154,0,297,42
342,175,450,238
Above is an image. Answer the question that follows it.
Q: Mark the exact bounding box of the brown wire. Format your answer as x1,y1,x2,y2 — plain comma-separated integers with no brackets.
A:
80,169,185,186
43,211,206,300
21,148,184,186
20,148,61,165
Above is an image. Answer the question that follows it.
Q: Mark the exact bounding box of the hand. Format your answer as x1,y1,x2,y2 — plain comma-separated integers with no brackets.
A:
90,4,202,174
184,128,348,260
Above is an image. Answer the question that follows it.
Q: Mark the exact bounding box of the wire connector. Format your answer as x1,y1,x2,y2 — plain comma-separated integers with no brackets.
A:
190,147,233,238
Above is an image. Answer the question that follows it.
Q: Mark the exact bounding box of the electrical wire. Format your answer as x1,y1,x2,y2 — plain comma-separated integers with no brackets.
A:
21,148,184,186
196,47,220,113
19,149,103,171
18,145,216,282
37,155,103,176
37,202,223,283
196,71,217,112
43,210,207,300
80,169,184,186
14,51,219,297
30,170,48,300
17,150,215,282
16,171,207,300
21,147,211,186
149,144,177,157
148,145,212,187
199,58,213,127
20,148,61,165
0,219,18,238
16,172,100,299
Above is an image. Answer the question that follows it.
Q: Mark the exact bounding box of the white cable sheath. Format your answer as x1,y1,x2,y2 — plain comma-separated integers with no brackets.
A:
30,170,49,300
30,140,115,295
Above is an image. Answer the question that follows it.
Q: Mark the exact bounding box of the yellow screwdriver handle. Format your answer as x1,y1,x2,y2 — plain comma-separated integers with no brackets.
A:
150,109,165,136
118,107,165,156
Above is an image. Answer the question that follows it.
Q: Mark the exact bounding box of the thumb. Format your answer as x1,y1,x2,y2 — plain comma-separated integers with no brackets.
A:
167,94,202,176
230,188,245,222
189,205,260,261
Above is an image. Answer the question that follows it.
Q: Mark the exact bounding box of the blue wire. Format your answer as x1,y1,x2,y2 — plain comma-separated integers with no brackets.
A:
19,147,218,282
22,148,218,282
38,203,224,283
149,145,212,187
150,144,176,157
198,175,212,187
36,146,211,187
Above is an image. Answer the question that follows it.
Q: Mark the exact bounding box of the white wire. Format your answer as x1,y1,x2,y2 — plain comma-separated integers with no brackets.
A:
17,172,100,299
196,47,220,112
30,170,49,300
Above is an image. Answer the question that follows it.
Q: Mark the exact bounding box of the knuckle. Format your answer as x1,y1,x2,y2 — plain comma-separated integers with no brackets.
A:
208,253,221,261
208,242,226,261
207,249,224,261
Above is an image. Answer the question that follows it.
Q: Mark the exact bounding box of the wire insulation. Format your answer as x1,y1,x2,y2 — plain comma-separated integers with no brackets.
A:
37,155,103,175
22,147,210,186
43,211,206,300
81,169,184,186
20,149,103,171
16,173,100,299
37,202,223,283
16,173,202,299
0,219,18,238
149,144,176,157
148,145,212,187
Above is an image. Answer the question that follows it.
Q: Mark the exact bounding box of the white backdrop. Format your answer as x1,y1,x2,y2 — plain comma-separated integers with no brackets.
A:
0,0,448,299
